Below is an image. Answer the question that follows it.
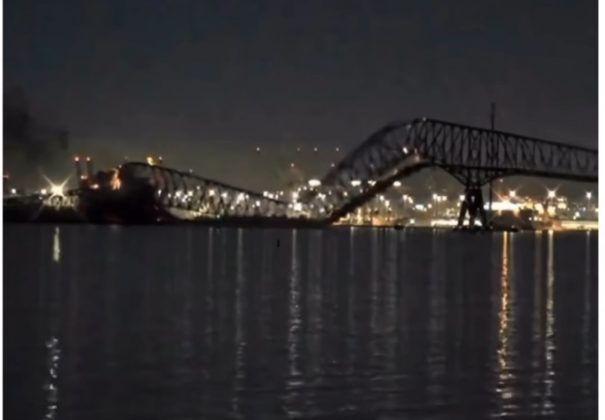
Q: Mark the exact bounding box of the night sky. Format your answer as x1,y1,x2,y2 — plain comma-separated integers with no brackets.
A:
4,0,597,194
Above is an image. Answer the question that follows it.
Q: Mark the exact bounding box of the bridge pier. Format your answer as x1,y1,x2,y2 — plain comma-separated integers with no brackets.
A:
456,187,488,229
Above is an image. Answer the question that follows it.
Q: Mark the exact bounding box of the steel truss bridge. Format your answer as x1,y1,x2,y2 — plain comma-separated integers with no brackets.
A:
120,118,598,227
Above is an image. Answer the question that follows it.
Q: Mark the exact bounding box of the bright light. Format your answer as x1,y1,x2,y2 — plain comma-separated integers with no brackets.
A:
146,156,156,166
409,218,415,224
351,180,361,187
509,190,516,198
432,193,438,200
484,200,521,211
208,189,215,197
459,194,465,202
402,147,409,154
255,146,261,152
10,188,16,195
43,175,71,197
393,180,402,188
291,191,299,201
50,184,64,197
368,180,376,186
308,179,321,187
293,203,303,211
431,219,458,227
221,192,228,199
547,190,556,199
110,170,121,190
586,191,592,199
379,195,385,201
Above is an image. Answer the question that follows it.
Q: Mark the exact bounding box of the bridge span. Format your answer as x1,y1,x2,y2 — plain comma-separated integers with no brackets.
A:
306,117,598,226
99,118,598,227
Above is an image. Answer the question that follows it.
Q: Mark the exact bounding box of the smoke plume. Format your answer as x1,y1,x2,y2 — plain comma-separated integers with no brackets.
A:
4,86,69,164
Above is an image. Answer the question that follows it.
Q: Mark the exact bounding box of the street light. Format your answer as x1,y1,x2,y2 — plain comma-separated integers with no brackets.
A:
509,190,516,198
547,190,556,199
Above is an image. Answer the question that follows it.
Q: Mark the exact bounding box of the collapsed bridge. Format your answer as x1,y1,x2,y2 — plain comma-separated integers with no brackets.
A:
113,118,596,227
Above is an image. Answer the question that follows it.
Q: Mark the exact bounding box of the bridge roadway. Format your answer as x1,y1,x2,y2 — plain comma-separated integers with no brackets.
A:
118,117,598,227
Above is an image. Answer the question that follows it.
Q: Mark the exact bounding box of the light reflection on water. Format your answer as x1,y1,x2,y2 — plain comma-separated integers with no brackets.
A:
496,232,513,412
4,226,598,420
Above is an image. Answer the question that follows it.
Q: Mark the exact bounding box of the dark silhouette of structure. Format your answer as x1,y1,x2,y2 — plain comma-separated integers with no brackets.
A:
31,117,597,226
313,118,598,227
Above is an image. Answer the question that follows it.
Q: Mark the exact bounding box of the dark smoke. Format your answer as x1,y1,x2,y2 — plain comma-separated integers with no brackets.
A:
4,86,69,164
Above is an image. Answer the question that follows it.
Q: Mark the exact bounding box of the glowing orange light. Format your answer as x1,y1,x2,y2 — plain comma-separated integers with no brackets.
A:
110,170,122,190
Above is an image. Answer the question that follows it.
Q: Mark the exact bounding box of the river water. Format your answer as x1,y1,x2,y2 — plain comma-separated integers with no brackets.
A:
4,226,597,419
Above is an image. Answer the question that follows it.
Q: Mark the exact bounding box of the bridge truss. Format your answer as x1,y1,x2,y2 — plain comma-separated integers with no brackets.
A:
309,118,598,226
117,118,597,227
119,162,297,220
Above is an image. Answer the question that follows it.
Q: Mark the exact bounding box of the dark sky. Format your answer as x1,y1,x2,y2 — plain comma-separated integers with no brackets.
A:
4,0,597,193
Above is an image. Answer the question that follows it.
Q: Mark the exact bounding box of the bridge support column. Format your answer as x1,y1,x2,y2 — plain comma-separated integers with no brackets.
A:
456,187,488,230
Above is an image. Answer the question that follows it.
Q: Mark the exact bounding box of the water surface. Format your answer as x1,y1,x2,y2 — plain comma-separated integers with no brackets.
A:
4,226,598,419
